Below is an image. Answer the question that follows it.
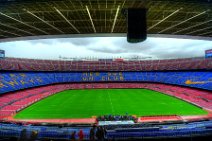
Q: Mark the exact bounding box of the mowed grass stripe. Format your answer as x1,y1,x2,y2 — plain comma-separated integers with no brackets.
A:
14,89,207,119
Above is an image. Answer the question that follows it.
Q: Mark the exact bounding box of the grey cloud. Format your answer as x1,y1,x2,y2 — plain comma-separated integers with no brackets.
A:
86,37,156,54
89,47,126,54
0,37,211,60
28,38,95,48
28,39,55,45
55,38,98,47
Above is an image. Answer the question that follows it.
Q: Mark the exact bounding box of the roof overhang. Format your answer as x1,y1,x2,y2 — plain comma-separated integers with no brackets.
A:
0,0,212,42
0,34,212,43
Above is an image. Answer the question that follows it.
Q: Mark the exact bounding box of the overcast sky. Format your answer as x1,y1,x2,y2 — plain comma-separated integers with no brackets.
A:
0,37,211,60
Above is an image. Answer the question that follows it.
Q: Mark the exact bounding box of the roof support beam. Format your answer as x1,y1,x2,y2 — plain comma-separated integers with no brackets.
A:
0,12,48,35
0,34,7,38
105,10,107,30
25,9,64,34
173,19,212,34
122,0,126,8
0,22,35,36
158,10,208,33
186,26,212,34
0,29,21,37
54,7,80,34
86,5,96,33
198,30,212,36
148,8,181,31
111,5,120,33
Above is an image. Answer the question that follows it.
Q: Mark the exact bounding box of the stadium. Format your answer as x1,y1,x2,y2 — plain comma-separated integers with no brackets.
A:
0,0,212,141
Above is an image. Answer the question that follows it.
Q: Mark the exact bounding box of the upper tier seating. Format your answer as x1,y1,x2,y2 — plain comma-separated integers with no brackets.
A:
0,57,211,71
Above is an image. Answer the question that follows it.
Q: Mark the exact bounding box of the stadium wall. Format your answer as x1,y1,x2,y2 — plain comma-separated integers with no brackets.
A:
0,71,211,94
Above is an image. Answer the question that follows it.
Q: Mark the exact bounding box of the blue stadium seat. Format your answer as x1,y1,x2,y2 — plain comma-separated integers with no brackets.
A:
0,71,211,94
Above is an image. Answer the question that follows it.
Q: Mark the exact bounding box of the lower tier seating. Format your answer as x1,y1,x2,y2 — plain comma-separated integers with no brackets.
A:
0,83,211,118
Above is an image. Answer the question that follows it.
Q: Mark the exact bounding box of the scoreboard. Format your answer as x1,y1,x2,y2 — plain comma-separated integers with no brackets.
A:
0,50,5,59
205,49,212,58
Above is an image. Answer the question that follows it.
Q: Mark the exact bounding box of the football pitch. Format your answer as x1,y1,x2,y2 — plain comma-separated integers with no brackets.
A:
14,89,207,119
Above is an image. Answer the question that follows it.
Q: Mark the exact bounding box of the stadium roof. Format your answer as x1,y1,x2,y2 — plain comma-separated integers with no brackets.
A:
0,0,212,42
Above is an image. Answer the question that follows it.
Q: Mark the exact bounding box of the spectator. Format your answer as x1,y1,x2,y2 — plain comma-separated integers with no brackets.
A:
95,127,101,141
70,131,76,141
18,129,27,141
96,126,105,141
89,126,95,141
30,130,38,141
100,126,105,141
71,131,76,141
78,129,84,141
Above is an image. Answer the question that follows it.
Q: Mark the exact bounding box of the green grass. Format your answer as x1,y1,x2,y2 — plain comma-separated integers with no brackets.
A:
14,89,207,119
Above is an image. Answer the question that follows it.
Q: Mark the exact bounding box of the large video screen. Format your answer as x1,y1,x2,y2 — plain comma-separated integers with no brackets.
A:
205,49,212,58
0,50,5,58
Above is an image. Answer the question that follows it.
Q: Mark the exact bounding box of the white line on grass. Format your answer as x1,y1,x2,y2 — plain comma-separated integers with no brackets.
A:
107,90,115,114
